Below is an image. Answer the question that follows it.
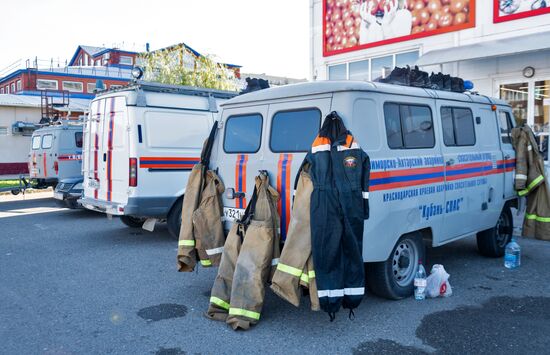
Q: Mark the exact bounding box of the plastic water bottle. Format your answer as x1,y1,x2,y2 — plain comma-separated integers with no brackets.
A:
414,260,427,300
504,237,521,269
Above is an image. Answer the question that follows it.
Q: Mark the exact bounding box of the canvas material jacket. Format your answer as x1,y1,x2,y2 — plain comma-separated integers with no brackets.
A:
512,126,550,240
271,169,320,311
207,173,280,330
177,166,226,271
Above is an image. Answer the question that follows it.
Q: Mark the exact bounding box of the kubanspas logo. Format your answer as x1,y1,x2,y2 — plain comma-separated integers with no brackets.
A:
343,156,357,168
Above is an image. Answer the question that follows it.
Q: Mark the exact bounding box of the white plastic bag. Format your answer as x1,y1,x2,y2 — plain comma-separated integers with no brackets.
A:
425,264,452,298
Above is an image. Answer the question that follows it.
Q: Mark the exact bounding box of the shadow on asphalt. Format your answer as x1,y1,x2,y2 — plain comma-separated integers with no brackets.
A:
353,296,550,354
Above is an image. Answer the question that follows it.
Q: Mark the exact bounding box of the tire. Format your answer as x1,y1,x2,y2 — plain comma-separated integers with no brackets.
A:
167,197,183,239
10,189,20,195
120,215,146,228
476,206,513,257
366,232,426,300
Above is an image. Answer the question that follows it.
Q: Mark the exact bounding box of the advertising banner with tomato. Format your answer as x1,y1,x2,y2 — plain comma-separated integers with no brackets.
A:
323,0,475,57
494,0,550,23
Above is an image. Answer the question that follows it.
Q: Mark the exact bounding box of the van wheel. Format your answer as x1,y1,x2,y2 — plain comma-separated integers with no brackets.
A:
476,207,513,257
120,215,146,228
167,197,183,239
366,232,425,300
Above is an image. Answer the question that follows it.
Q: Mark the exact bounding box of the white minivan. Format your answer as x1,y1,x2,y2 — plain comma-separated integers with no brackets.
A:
28,122,84,187
208,81,518,299
79,81,237,237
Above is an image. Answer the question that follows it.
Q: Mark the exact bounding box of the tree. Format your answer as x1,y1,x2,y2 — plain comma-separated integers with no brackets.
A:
139,45,238,91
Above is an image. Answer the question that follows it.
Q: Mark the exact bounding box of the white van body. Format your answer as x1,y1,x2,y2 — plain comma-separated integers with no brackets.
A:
28,123,84,186
209,81,518,298
79,81,237,236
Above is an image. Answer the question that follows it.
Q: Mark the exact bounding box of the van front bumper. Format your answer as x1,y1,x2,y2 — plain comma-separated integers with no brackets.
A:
78,196,177,218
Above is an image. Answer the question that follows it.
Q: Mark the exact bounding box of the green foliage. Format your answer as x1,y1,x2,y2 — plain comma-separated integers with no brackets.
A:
0,180,20,188
139,45,238,91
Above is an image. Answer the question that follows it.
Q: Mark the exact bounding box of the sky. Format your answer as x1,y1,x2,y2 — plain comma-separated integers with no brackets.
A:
0,0,310,79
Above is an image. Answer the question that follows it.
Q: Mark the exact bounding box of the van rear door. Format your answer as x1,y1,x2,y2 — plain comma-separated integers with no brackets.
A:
262,98,331,239
496,108,517,199
85,96,129,204
29,134,41,178
97,96,129,205
216,105,268,223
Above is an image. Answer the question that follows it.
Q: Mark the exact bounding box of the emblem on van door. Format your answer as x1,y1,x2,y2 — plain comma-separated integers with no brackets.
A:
343,156,357,168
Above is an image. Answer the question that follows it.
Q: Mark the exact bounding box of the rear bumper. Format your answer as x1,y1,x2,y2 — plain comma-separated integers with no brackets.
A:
78,196,178,218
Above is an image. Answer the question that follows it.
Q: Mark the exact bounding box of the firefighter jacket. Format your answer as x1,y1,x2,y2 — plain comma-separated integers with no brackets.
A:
206,172,281,330
177,122,226,271
511,126,550,240
305,111,370,319
177,166,226,271
271,168,320,311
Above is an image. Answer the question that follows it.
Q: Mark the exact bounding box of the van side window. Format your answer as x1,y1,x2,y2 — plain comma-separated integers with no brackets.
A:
224,114,263,153
75,132,83,148
32,136,41,150
42,134,53,149
384,103,434,149
270,109,321,152
440,107,475,146
498,111,513,145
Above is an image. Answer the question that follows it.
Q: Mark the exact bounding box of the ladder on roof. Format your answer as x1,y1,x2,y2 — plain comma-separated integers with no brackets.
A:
40,90,70,125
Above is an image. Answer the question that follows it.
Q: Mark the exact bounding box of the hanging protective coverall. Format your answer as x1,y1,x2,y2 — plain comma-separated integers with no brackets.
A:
306,111,370,320
511,125,550,241
206,172,281,330
177,122,226,271
271,167,320,311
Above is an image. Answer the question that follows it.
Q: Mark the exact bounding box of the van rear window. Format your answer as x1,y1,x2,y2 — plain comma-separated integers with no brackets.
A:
270,109,321,152
41,134,53,149
32,136,41,150
75,132,83,148
224,114,263,153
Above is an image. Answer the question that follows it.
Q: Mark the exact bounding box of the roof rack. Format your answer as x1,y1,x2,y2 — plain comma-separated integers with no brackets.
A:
96,80,239,100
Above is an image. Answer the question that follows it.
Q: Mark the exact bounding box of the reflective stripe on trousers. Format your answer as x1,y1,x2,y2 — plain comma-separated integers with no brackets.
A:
228,307,260,320
526,213,550,223
317,287,365,298
210,296,230,310
178,240,195,247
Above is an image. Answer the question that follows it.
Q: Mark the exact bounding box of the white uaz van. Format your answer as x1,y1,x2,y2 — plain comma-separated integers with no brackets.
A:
28,122,84,188
208,81,518,300
79,81,237,237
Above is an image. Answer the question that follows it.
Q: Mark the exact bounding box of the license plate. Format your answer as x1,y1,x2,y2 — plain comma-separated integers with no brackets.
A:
223,207,245,222
88,179,99,189
54,192,64,200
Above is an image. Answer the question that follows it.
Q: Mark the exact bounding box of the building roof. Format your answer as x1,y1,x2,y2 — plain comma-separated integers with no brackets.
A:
68,45,139,66
416,30,550,67
0,94,91,112
222,80,509,107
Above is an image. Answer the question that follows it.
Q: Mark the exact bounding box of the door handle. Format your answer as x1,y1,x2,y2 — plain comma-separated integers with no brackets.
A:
446,159,455,166
504,154,511,160
103,153,107,162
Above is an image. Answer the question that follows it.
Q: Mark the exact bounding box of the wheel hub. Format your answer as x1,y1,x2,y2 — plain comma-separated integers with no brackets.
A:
392,240,418,287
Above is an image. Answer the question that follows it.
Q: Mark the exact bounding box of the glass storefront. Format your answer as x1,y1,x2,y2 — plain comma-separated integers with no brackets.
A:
499,82,528,126
328,50,419,82
500,79,549,160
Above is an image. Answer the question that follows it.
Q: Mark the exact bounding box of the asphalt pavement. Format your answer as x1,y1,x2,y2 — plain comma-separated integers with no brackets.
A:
1,194,549,355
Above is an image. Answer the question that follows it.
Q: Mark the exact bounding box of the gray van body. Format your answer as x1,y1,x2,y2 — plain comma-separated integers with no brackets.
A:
209,81,517,263
28,123,84,185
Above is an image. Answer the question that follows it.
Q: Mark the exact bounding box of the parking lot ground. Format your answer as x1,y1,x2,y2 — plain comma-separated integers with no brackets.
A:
1,196,549,355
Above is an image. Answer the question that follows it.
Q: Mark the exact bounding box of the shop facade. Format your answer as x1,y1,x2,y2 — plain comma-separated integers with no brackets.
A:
310,0,550,157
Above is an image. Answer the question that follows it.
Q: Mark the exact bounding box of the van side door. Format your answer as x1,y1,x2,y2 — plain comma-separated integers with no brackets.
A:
437,101,495,241
496,108,517,199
